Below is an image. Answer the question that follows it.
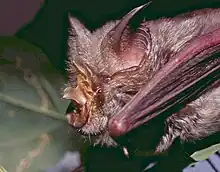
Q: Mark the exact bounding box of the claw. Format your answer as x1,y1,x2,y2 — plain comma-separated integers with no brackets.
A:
123,147,129,158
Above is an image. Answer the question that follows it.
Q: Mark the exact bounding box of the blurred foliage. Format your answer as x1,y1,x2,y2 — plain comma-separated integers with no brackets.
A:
0,36,86,172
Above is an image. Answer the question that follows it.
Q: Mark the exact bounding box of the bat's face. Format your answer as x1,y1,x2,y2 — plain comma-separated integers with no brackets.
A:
63,5,153,145
64,60,141,146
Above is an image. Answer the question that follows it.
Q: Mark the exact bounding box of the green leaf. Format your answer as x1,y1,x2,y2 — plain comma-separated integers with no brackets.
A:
190,143,220,161
0,165,8,172
0,36,85,172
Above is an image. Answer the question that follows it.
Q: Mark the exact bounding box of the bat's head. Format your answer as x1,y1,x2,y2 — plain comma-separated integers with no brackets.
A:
63,4,154,145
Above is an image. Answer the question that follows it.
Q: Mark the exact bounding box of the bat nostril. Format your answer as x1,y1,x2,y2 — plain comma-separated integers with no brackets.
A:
108,118,128,138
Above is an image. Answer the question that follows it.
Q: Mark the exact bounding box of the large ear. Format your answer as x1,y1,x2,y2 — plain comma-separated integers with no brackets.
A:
101,2,152,64
67,14,92,61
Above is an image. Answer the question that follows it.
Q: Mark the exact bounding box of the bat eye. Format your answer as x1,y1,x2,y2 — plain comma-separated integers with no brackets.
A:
124,90,138,96
99,74,111,83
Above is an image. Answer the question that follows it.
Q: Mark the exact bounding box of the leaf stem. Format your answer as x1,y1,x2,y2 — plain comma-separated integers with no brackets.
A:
0,93,67,122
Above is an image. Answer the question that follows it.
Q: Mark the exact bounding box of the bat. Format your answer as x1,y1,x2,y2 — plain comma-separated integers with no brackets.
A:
63,2,220,154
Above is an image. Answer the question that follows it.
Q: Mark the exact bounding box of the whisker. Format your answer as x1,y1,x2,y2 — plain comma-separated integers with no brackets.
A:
88,134,91,144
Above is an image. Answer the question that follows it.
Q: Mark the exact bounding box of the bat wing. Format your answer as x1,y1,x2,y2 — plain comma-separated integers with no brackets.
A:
108,28,220,138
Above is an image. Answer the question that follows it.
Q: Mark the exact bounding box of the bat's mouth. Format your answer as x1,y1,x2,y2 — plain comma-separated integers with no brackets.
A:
64,60,109,135
63,88,108,136
65,99,108,136
66,100,89,128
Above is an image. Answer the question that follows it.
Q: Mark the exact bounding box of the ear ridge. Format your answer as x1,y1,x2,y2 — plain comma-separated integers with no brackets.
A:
67,14,92,62
68,13,92,40
99,2,152,69
101,2,152,54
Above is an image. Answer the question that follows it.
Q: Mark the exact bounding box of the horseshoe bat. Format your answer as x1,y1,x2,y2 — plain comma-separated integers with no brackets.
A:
63,2,220,153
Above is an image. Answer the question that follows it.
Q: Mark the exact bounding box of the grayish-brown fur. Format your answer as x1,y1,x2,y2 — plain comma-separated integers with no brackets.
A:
66,8,220,151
